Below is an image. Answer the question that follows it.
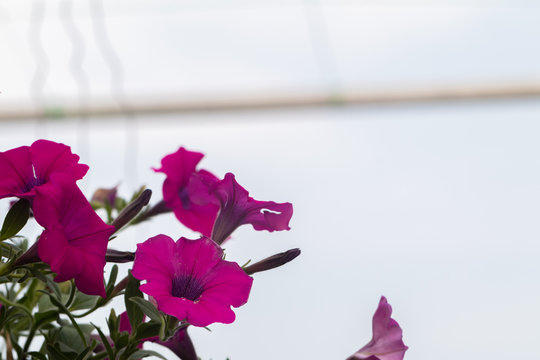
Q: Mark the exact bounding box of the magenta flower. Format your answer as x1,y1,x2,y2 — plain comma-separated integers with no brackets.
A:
32,182,114,297
132,235,253,327
154,147,219,237
210,173,293,244
347,296,408,360
0,140,88,200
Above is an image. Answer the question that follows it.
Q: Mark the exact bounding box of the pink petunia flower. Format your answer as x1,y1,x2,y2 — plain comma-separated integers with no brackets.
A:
347,296,408,360
0,140,88,200
131,235,253,327
210,173,293,244
32,182,114,297
154,147,219,237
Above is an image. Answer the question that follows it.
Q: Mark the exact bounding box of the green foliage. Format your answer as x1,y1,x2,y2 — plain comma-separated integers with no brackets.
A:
0,186,170,360
0,199,30,241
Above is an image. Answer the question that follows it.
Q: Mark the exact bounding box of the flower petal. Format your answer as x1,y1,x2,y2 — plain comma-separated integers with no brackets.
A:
155,147,219,236
0,146,33,198
133,236,253,327
33,182,113,297
200,260,253,308
30,139,88,184
348,296,408,360
132,234,176,282
211,173,293,244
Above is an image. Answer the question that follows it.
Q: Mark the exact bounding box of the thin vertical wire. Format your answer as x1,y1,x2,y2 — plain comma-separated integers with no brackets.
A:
28,0,50,138
59,0,92,187
302,0,343,97
89,0,138,192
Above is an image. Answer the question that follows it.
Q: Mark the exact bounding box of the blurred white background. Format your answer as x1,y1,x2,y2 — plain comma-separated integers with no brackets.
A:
1,1,540,359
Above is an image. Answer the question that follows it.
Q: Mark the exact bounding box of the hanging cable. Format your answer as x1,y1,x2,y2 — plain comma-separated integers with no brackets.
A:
302,0,343,98
89,0,138,191
59,0,91,187
28,0,50,138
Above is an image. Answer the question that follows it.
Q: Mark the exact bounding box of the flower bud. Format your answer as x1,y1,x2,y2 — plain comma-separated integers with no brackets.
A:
244,248,301,275
111,189,152,232
105,249,135,263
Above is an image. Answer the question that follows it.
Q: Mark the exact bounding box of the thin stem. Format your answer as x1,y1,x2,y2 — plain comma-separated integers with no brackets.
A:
0,294,32,319
72,277,127,318
131,200,170,225
4,330,13,360
22,325,37,354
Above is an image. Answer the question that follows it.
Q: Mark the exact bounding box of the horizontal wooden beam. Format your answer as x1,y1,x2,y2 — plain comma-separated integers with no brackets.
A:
1,82,540,120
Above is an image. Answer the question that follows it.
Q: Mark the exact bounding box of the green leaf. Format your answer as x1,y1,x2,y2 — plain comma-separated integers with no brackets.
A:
106,265,118,297
74,345,94,360
34,309,59,327
31,268,61,300
92,324,114,360
69,292,98,311
107,308,119,342
46,344,72,360
28,351,48,360
0,199,30,240
128,297,161,323
115,331,129,350
57,326,87,354
127,350,167,360
124,271,144,330
135,321,161,340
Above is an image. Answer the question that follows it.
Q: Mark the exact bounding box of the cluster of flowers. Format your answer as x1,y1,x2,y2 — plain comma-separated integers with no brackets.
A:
0,139,408,360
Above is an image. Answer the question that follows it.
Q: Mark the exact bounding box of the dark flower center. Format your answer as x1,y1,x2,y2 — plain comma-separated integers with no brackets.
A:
171,274,204,301
178,188,191,210
21,165,45,193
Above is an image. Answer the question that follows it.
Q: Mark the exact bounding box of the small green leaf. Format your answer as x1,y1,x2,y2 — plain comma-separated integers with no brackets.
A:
0,199,30,240
135,321,161,340
46,344,71,360
74,345,94,360
127,350,167,360
28,351,48,360
106,265,118,296
31,269,61,300
107,308,119,341
129,297,161,323
92,324,114,360
69,292,98,311
34,309,59,327
125,271,144,330
115,331,129,350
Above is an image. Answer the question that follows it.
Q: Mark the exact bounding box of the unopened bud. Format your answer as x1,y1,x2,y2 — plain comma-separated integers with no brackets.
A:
12,242,40,269
111,189,152,232
105,249,135,263
244,248,301,275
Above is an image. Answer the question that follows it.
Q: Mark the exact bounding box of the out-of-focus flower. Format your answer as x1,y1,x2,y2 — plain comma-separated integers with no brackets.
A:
132,235,253,327
91,185,118,207
118,311,134,333
210,173,293,244
347,296,408,360
0,140,88,200
154,147,219,237
154,327,197,360
33,182,114,297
